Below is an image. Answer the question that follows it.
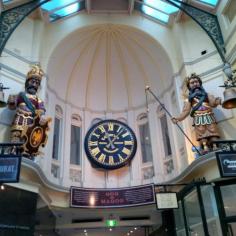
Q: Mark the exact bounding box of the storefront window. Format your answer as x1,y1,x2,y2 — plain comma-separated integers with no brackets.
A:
201,185,222,236
184,189,204,235
174,201,186,236
227,223,236,236
220,184,236,217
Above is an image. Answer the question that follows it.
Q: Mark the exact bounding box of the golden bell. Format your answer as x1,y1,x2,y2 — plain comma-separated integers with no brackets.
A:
222,87,236,109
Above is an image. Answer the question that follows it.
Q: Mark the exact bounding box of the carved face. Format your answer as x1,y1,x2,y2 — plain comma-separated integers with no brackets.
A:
188,78,201,92
25,77,41,95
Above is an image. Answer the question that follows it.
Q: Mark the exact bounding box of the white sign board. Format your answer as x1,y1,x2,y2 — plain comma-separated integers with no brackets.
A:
156,192,178,209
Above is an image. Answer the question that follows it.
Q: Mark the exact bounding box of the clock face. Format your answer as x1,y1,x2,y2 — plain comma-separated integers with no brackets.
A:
84,120,137,170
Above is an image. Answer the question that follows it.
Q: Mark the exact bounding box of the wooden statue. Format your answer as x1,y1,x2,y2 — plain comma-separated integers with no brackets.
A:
8,65,51,157
172,73,221,153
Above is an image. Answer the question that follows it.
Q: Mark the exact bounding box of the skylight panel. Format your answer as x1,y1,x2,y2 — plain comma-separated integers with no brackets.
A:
144,0,180,14
198,0,218,6
52,2,80,17
142,5,169,23
41,0,77,12
2,0,12,3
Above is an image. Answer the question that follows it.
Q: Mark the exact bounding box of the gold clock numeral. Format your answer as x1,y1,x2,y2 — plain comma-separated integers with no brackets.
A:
122,147,131,156
124,140,133,145
98,125,105,133
108,122,114,131
88,141,98,146
98,153,106,163
91,147,100,156
109,156,115,165
118,154,125,162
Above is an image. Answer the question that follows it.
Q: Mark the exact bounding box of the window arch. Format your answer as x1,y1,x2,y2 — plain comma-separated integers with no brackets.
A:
137,113,153,163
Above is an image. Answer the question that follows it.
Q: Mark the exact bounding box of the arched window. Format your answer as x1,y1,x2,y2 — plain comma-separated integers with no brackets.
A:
52,105,63,160
157,105,174,174
70,114,82,165
51,105,63,178
157,105,172,157
137,113,153,163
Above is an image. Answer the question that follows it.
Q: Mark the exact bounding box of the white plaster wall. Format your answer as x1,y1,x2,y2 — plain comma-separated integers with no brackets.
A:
40,12,178,73
1,5,236,189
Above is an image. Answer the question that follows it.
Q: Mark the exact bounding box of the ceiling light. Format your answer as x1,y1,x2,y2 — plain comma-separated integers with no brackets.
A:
0,185,5,190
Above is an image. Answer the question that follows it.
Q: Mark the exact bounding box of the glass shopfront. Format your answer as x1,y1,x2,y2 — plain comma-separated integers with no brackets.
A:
173,179,236,236
214,181,236,236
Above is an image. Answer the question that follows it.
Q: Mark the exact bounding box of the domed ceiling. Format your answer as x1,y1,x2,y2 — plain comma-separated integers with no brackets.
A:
47,24,173,112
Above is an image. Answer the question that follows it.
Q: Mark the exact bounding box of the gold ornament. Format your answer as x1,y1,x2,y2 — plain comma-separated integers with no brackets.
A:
26,64,44,81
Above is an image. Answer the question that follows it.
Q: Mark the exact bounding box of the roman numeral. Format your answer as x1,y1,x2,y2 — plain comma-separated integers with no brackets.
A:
109,156,114,165
91,147,100,156
108,122,114,131
98,154,106,163
122,147,131,156
88,141,98,146
118,154,125,162
98,125,105,133
124,140,133,145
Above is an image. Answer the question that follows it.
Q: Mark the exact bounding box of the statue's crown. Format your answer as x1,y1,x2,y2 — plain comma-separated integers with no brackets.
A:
26,64,44,81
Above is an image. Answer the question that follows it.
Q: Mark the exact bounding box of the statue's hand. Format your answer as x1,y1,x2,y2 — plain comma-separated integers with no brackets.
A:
39,117,47,126
171,117,179,124
39,116,52,126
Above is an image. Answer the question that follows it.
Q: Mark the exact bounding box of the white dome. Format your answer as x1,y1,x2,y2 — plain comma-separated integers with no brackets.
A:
47,24,173,112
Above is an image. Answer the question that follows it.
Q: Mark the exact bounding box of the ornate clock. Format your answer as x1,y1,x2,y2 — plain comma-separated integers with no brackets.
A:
84,119,137,170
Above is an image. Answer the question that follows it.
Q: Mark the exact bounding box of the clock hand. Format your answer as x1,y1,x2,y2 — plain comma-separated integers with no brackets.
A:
105,131,115,149
108,127,124,147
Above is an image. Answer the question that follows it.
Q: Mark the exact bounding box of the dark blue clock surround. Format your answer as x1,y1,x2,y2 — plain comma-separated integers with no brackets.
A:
84,119,137,170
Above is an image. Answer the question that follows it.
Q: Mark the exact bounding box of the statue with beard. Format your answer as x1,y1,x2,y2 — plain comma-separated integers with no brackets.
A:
172,73,221,153
7,65,50,156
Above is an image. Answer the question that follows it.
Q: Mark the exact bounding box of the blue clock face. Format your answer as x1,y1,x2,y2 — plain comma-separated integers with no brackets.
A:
84,120,137,170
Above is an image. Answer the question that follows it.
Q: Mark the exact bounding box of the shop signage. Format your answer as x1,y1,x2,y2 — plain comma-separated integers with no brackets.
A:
216,151,236,177
0,224,30,230
155,192,178,209
0,156,21,183
70,184,155,208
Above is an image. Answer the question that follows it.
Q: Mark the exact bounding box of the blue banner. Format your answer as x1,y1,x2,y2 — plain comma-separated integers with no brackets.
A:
0,156,21,183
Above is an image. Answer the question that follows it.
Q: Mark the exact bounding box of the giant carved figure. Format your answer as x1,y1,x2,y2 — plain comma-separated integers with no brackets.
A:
8,65,51,157
172,73,221,153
